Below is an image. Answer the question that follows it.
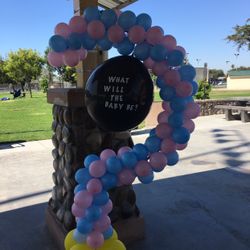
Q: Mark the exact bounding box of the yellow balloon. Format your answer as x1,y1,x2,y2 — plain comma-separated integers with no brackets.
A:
97,239,126,250
110,229,118,240
111,240,126,250
70,244,93,250
64,229,78,250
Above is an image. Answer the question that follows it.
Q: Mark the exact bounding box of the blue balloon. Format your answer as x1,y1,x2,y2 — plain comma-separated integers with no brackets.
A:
83,6,100,22
150,44,167,62
118,10,136,31
97,35,113,51
191,81,199,95
68,33,82,50
166,151,179,166
133,42,151,61
168,112,184,128
93,191,109,206
133,143,149,160
75,168,91,184
179,64,196,81
156,77,166,89
149,128,156,136
85,205,102,222
77,218,93,234
49,35,68,52
84,154,100,168
106,156,122,174
80,33,96,50
172,127,190,144
145,136,161,153
74,183,85,194
120,151,138,169
170,97,187,112
167,50,184,66
100,9,117,28
73,229,87,243
138,171,154,184
136,13,152,30
159,85,176,101
101,173,117,190
103,226,114,240
117,37,134,55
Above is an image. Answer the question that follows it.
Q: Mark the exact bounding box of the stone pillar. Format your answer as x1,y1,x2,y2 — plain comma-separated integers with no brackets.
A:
46,88,144,250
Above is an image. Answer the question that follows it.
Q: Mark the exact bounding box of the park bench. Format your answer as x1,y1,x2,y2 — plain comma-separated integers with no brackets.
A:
215,105,250,123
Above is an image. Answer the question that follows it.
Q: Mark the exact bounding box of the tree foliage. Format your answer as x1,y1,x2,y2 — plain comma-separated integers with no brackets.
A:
195,81,211,100
0,58,14,85
226,19,250,51
209,69,225,79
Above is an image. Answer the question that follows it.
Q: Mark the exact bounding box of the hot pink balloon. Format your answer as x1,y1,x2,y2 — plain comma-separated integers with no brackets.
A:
108,24,125,43
117,146,132,157
86,178,103,194
162,101,172,113
100,149,116,161
163,69,181,86
176,143,188,150
175,81,193,97
183,119,195,133
94,215,111,232
101,199,113,215
184,102,200,119
71,203,86,218
54,22,71,38
160,35,177,51
63,50,79,67
74,190,93,208
155,123,173,139
87,20,105,40
89,160,106,178
47,51,64,67
143,57,155,69
128,25,146,44
161,138,176,153
157,111,169,124
118,169,136,185
146,26,164,45
175,45,186,57
149,152,167,170
135,160,152,177
152,61,168,76
78,48,88,60
69,16,87,33
87,231,104,249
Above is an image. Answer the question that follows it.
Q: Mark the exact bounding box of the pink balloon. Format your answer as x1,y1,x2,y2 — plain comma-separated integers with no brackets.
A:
128,25,146,44
146,26,164,45
74,190,93,208
184,102,200,119
78,48,88,60
162,101,172,113
143,57,155,69
86,178,103,194
157,111,169,124
47,51,64,67
69,16,87,33
101,199,113,215
89,160,106,178
155,123,173,139
87,231,104,249
161,138,176,153
152,61,168,76
87,20,105,40
183,119,195,133
54,22,71,38
163,69,181,86
175,81,193,97
117,146,132,157
118,169,136,185
100,149,116,161
71,203,86,218
175,45,186,57
94,214,111,232
108,24,125,43
176,143,188,150
160,35,177,51
149,152,167,170
114,8,122,17
135,160,152,177
63,50,79,67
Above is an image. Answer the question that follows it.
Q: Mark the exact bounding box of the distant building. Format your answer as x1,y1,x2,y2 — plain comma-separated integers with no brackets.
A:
227,70,250,90
195,63,209,82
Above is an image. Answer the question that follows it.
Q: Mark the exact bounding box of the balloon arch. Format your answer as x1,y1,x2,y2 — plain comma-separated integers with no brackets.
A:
48,6,200,250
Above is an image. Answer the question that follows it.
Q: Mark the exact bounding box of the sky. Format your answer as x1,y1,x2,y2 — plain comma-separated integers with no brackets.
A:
0,0,249,73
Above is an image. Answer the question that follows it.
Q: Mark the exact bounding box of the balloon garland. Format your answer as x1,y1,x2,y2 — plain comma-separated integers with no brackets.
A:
48,6,200,250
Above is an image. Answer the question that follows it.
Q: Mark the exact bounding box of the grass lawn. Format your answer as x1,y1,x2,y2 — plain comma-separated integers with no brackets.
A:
0,91,53,143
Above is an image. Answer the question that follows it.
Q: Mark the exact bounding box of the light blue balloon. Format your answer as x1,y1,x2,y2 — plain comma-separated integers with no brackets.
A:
73,229,87,243
74,183,85,194
85,205,102,222
172,127,190,144
106,156,122,174
136,13,152,30
49,35,68,52
138,171,154,184
156,77,166,89
68,33,82,50
97,35,113,51
133,143,149,160
93,191,109,206
178,64,196,81
118,10,136,31
83,6,100,22
120,151,138,169
84,154,100,168
145,136,161,153
77,218,93,234
80,33,96,50
150,44,167,62
101,173,117,190
168,112,184,128
191,81,198,95
117,37,134,55
166,151,179,166
100,9,117,28
159,85,176,101
170,97,187,112
133,42,151,61
103,226,114,240
167,50,184,66
75,168,91,184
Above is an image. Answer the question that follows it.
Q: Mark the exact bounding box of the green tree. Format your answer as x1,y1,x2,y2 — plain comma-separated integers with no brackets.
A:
209,69,225,79
0,58,14,86
195,80,211,100
4,49,44,97
226,19,250,51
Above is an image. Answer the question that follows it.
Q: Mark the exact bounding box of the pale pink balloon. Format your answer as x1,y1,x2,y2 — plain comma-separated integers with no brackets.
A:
128,25,146,44
47,51,64,67
117,146,132,157
78,48,88,60
63,50,79,67
160,35,177,51
100,149,116,161
108,24,125,43
101,199,113,215
54,22,71,38
175,81,193,97
143,57,155,69
74,190,93,208
135,160,152,177
161,138,176,153
184,102,200,119
175,45,186,57
94,214,111,232
86,178,103,194
118,169,136,185
87,231,104,249
183,119,195,133
155,123,173,139
157,111,169,124
163,69,181,86
87,20,105,40
146,26,164,45
176,143,188,150
149,152,167,170
89,160,106,178
71,203,86,218
152,61,168,76
162,101,172,113
69,16,87,33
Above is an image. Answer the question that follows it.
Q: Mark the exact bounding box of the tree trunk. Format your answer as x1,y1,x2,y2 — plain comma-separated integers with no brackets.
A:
28,82,32,98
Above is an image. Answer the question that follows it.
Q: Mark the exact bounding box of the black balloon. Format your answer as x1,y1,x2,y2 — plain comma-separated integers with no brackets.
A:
85,56,153,132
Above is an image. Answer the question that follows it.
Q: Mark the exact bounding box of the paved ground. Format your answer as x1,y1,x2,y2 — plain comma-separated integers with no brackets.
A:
0,114,250,250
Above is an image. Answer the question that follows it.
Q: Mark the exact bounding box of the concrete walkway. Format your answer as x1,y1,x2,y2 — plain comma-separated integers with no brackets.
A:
0,114,250,250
